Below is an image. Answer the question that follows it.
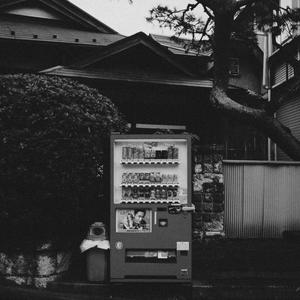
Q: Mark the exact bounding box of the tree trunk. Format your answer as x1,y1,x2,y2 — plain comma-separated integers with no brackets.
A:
209,5,300,160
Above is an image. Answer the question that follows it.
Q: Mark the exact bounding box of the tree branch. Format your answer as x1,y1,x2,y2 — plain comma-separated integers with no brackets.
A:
210,87,300,159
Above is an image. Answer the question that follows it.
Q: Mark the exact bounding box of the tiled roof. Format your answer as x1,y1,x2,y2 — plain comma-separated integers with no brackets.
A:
0,16,124,46
150,34,211,56
67,32,196,77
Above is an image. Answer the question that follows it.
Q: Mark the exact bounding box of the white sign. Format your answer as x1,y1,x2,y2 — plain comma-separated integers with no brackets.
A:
176,241,189,251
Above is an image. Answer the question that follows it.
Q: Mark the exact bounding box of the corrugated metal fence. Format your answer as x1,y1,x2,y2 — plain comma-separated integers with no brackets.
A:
224,160,300,238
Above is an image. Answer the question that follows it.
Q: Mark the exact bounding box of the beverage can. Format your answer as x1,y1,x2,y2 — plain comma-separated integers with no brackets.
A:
161,187,167,199
144,187,150,199
173,147,178,159
138,186,144,199
155,188,161,199
127,147,133,160
167,188,173,199
162,150,168,159
150,148,156,159
167,146,173,159
144,173,150,183
173,174,178,184
145,149,151,159
127,173,133,184
133,147,138,160
122,173,127,184
139,147,145,159
132,187,138,199
139,173,145,183
173,188,178,198
150,188,156,199
122,147,127,160
122,187,127,199
156,150,162,159
150,172,155,183
133,173,139,184
155,172,161,183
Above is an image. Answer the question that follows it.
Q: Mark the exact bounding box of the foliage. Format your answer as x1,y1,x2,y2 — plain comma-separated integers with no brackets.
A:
0,74,127,249
147,0,300,160
147,1,300,51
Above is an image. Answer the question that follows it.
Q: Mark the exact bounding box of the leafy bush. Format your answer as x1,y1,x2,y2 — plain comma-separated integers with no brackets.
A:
0,74,127,249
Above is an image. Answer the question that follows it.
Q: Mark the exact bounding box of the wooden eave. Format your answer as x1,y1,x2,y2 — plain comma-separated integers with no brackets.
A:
40,66,213,88
0,16,124,46
0,0,118,33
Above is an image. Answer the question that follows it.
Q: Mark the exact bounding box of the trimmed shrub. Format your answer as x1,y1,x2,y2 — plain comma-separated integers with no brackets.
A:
0,74,127,249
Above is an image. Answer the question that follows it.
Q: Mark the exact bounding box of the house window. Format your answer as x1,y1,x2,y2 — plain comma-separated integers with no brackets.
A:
229,58,240,76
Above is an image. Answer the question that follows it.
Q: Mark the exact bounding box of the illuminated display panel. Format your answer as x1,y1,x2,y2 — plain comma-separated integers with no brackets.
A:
113,139,188,205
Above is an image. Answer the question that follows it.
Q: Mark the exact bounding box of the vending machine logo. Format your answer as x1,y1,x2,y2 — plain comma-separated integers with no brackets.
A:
116,209,152,233
115,241,123,250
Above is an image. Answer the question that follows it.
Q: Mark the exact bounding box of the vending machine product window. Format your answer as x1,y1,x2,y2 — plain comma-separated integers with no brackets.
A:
110,134,192,283
113,138,188,205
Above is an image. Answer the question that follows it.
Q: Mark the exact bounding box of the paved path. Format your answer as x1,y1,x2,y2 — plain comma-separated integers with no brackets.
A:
1,280,300,300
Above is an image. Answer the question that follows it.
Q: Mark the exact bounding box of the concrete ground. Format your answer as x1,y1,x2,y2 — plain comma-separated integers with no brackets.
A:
2,238,300,299
1,277,300,300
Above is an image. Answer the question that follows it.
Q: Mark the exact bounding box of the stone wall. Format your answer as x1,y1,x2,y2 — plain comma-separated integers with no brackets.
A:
192,152,224,239
0,243,71,288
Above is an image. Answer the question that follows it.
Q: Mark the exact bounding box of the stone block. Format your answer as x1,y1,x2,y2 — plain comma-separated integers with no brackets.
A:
213,193,224,203
34,274,62,289
194,164,203,174
194,202,203,213
193,174,204,192
193,221,203,229
213,161,223,173
215,182,224,193
213,203,224,213
203,182,215,193
203,193,213,202
203,163,214,173
193,214,203,222
5,275,33,286
203,154,213,163
0,252,13,275
203,214,212,222
212,153,223,163
35,252,56,276
193,192,203,202
203,203,213,212
11,254,33,276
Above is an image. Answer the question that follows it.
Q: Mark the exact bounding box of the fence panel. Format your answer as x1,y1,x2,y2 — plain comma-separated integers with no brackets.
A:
224,161,300,238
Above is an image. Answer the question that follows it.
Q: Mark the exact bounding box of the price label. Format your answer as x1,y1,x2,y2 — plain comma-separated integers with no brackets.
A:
176,241,189,251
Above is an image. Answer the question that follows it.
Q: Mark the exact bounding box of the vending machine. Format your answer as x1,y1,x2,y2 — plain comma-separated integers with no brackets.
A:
110,134,193,282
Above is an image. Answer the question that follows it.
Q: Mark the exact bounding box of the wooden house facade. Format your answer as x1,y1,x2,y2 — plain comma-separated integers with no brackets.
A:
0,0,267,160
270,36,300,160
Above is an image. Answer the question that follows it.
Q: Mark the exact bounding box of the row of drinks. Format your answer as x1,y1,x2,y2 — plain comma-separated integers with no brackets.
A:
122,145,179,160
122,186,178,200
122,172,178,185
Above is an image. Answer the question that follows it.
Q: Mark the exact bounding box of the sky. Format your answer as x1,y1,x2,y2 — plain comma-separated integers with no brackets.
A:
69,0,200,36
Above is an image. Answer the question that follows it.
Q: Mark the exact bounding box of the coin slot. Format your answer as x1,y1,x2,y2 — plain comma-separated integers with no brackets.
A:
159,219,168,227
